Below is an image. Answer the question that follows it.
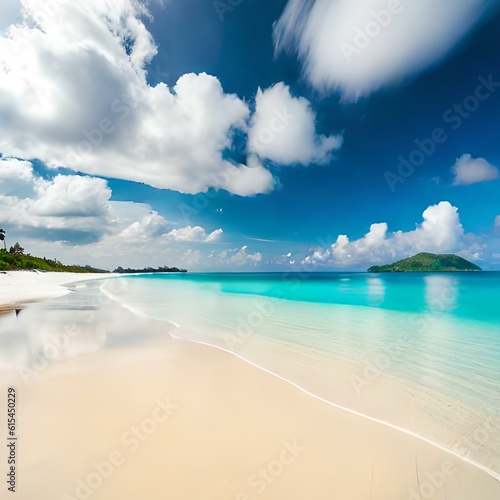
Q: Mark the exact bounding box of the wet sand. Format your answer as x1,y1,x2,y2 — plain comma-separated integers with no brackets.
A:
0,271,112,312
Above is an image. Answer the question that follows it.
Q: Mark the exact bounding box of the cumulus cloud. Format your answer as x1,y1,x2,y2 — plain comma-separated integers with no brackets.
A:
248,83,342,165
0,157,35,196
115,210,171,243
33,175,112,217
0,158,222,250
452,154,499,185
218,246,262,266
0,0,276,196
165,226,223,243
0,158,33,182
302,201,469,267
0,159,114,239
274,0,495,99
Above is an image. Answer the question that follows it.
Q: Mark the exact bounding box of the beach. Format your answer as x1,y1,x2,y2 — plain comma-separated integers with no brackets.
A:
0,271,114,314
0,272,499,499
2,0,500,498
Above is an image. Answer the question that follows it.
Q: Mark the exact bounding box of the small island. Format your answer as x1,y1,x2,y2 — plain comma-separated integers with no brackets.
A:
368,252,482,273
113,266,187,274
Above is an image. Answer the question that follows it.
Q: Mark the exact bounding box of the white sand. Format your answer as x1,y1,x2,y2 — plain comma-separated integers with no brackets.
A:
5,336,500,500
0,271,112,312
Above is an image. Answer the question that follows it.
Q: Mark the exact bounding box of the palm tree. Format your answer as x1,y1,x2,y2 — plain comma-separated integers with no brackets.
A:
9,242,24,255
0,229,6,251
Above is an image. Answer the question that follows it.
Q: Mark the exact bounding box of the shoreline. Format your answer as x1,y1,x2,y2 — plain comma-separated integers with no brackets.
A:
171,323,500,478
172,331,500,482
103,282,500,479
0,275,499,498
101,276,500,476
0,270,116,311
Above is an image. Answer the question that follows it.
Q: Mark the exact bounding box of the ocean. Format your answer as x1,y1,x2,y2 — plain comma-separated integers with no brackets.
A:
102,272,500,416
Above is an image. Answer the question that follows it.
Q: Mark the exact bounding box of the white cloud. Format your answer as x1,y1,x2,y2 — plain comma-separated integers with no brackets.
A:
248,83,342,165
205,228,224,242
0,0,276,196
0,159,114,237
274,0,495,99
33,175,112,217
211,163,276,197
452,154,499,185
0,158,231,270
116,211,171,243
302,201,469,267
218,246,262,266
0,158,33,182
179,249,202,267
307,247,332,263
0,157,35,196
164,226,223,243
22,213,224,270
0,158,222,253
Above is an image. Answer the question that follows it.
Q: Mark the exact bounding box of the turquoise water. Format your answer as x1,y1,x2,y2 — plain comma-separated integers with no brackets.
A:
124,271,500,324
103,272,500,416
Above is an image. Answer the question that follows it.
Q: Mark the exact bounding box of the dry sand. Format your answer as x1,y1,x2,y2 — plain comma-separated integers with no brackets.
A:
0,285,498,500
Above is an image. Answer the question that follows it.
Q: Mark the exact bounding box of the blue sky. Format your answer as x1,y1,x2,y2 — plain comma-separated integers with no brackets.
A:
0,0,499,270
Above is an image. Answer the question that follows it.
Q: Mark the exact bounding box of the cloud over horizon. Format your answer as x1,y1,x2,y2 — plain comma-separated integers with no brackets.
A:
165,226,223,243
0,157,222,249
302,201,478,267
217,245,263,266
275,0,495,99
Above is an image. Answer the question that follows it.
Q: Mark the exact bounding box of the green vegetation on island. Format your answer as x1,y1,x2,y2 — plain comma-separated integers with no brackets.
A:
0,247,108,273
113,266,187,274
368,252,482,273
0,229,187,274
0,228,107,273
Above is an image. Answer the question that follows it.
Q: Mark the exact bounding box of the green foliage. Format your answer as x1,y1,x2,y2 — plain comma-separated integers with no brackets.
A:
0,248,109,273
368,252,482,273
